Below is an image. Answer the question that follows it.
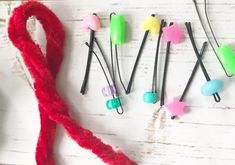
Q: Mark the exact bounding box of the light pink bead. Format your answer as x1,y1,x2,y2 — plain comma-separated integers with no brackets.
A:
83,14,101,31
163,24,184,44
165,97,186,117
102,85,116,97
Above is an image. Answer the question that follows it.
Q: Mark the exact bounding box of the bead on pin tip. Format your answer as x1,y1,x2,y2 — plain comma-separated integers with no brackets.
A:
143,92,157,104
165,97,186,117
145,20,166,105
82,14,101,31
185,22,222,103
80,14,101,95
165,42,208,119
216,44,235,75
141,15,160,34
126,14,159,94
201,79,223,96
106,98,121,110
193,0,233,77
163,24,184,44
110,14,126,45
85,41,125,114
102,85,116,97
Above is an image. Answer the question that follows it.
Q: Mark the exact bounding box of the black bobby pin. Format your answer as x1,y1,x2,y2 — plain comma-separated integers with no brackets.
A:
115,45,128,92
80,13,98,94
192,0,232,77
85,42,124,115
109,12,128,94
152,20,166,93
94,38,112,75
170,41,208,120
185,22,221,102
160,22,173,106
204,0,219,47
94,39,124,115
167,42,207,120
180,42,208,102
126,14,156,94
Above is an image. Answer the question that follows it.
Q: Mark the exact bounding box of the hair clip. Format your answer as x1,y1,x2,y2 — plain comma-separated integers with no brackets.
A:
85,38,124,114
80,13,101,95
165,42,207,119
192,0,235,77
160,22,184,106
185,22,223,102
109,13,128,95
126,14,160,94
143,20,166,104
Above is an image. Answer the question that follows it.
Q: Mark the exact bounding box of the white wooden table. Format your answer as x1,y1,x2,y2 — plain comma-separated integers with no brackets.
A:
1,0,235,164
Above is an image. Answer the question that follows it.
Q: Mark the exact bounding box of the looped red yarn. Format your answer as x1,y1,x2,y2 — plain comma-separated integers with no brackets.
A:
8,1,137,165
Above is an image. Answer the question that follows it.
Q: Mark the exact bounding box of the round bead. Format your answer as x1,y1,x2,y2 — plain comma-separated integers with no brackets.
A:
143,92,157,104
106,98,121,110
102,85,116,97
201,80,223,96
142,16,160,34
82,14,101,31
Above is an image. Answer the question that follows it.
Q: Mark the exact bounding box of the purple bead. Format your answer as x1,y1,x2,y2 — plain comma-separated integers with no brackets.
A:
102,85,116,97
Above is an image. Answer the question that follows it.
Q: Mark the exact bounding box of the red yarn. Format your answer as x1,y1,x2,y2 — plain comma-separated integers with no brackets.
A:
8,1,137,165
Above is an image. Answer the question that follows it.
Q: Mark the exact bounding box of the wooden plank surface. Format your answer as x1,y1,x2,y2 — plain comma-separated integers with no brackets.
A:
1,0,235,164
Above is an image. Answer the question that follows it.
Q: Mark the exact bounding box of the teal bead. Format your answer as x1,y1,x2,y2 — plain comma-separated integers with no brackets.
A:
106,98,121,110
143,92,157,104
201,80,223,96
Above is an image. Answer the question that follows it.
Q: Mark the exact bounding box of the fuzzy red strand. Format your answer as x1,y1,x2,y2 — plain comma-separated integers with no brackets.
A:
8,1,137,165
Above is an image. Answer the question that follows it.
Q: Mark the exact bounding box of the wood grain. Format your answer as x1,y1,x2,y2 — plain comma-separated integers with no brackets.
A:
1,0,235,165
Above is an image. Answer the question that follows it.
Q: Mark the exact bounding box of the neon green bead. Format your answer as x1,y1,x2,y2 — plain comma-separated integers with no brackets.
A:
110,14,126,45
106,98,121,110
216,44,235,74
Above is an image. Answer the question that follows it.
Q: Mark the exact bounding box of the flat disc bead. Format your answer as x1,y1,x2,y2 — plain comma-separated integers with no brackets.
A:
143,92,157,103
201,80,223,96
106,98,121,110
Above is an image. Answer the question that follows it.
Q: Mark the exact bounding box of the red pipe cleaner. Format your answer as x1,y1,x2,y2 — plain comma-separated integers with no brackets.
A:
8,1,137,165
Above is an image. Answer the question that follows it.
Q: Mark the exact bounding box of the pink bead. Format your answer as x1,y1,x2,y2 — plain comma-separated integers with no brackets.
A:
165,97,186,117
163,24,184,44
82,14,101,31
